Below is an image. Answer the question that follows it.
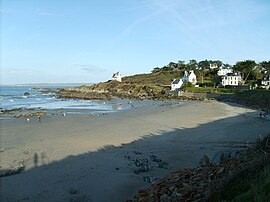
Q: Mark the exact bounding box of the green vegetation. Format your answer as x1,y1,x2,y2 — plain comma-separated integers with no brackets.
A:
209,164,270,202
209,134,270,202
233,90,270,112
72,59,270,101
152,59,270,89
122,71,182,86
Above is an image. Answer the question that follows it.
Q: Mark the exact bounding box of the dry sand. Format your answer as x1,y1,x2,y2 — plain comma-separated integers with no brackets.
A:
0,100,269,202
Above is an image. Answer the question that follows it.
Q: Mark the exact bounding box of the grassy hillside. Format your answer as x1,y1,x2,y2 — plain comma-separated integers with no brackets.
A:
233,90,270,112
122,71,182,85
209,135,270,202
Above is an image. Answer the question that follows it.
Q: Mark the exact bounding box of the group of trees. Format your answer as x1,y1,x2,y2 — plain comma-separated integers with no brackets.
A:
152,59,227,73
152,59,270,85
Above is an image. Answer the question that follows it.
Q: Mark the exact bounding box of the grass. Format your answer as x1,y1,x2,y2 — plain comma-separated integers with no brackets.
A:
182,86,241,94
209,163,270,202
209,135,270,202
233,90,270,112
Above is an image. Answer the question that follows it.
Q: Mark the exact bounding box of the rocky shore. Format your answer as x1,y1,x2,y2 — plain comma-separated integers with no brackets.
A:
56,82,206,101
128,135,270,202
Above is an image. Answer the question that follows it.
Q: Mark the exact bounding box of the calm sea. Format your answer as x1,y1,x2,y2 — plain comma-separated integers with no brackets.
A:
0,84,161,116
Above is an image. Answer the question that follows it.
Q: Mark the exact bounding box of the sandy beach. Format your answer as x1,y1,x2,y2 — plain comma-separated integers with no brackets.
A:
0,100,270,202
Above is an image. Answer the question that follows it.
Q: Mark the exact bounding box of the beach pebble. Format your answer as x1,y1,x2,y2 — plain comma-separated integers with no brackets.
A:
133,151,142,155
0,147,6,152
69,188,78,195
143,176,161,183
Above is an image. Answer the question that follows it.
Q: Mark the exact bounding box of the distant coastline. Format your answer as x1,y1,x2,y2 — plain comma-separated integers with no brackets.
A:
0,83,95,87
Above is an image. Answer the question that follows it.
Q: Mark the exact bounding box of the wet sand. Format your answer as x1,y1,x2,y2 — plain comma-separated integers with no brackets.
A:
0,100,270,202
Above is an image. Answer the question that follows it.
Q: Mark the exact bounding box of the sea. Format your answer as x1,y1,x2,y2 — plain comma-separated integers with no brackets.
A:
0,84,162,118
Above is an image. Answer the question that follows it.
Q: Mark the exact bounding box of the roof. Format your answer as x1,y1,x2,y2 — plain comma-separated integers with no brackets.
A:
172,79,180,84
263,73,270,81
225,72,241,77
172,79,182,84
112,72,121,78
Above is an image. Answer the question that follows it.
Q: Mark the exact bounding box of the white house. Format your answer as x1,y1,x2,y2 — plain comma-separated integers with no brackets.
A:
171,79,183,91
112,72,122,82
261,73,270,88
221,73,241,86
182,70,197,85
188,70,197,85
210,63,218,70
218,67,233,76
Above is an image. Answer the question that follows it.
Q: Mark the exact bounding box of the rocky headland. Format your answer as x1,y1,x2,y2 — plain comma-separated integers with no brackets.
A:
56,81,206,101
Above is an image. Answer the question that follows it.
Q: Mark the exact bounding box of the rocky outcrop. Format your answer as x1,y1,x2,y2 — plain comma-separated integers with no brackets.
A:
0,108,22,114
23,92,30,96
14,111,46,118
128,136,270,202
56,82,208,101
0,164,25,177
57,88,111,100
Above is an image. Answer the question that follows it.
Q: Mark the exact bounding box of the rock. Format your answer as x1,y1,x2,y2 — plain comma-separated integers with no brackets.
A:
217,167,225,175
23,92,30,96
69,188,78,195
211,151,231,164
0,164,25,177
0,148,6,152
200,155,210,167
160,194,168,202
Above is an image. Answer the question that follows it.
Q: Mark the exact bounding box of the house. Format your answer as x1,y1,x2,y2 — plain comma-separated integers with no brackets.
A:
112,72,122,82
182,70,197,85
217,67,233,76
221,72,241,86
210,63,218,70
182,71,189,83
261,72,270,89
188,70,197,85
171,79,183,91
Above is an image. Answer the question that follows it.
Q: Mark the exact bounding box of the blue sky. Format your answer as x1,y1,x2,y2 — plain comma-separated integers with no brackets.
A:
1,0,270,84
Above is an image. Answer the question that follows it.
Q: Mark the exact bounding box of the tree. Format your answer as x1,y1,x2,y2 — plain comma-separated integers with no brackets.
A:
168,62,177,68
211,60,223,68
260,61,270,72
223,63,232,69
198,60,210,70
177,60,186,70
152,67,161,73
233,60,257,84
186,59,197,71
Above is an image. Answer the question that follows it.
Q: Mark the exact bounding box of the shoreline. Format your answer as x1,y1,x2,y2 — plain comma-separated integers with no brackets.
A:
1,100,270,201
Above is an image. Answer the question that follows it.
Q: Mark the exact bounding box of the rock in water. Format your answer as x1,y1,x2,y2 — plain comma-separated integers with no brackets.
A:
23,92,30,96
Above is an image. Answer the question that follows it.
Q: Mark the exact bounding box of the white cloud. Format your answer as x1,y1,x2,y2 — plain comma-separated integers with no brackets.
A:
39,11,55,16
73,64,107,73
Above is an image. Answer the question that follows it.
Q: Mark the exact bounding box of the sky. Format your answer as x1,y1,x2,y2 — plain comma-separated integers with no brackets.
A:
1,0,270,84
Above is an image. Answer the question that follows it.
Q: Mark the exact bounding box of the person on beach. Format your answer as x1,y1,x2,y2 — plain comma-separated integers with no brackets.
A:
38,115,41,122
26,118,30,122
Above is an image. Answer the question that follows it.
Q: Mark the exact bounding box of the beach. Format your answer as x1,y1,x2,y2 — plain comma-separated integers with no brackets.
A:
0,100,270,202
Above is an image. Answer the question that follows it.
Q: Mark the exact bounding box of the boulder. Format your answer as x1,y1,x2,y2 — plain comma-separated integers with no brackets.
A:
23,92,30,96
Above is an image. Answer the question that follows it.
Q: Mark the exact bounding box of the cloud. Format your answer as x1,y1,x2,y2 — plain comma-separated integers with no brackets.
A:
73,64,107,73
39,11,56,16
0,9,12,13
